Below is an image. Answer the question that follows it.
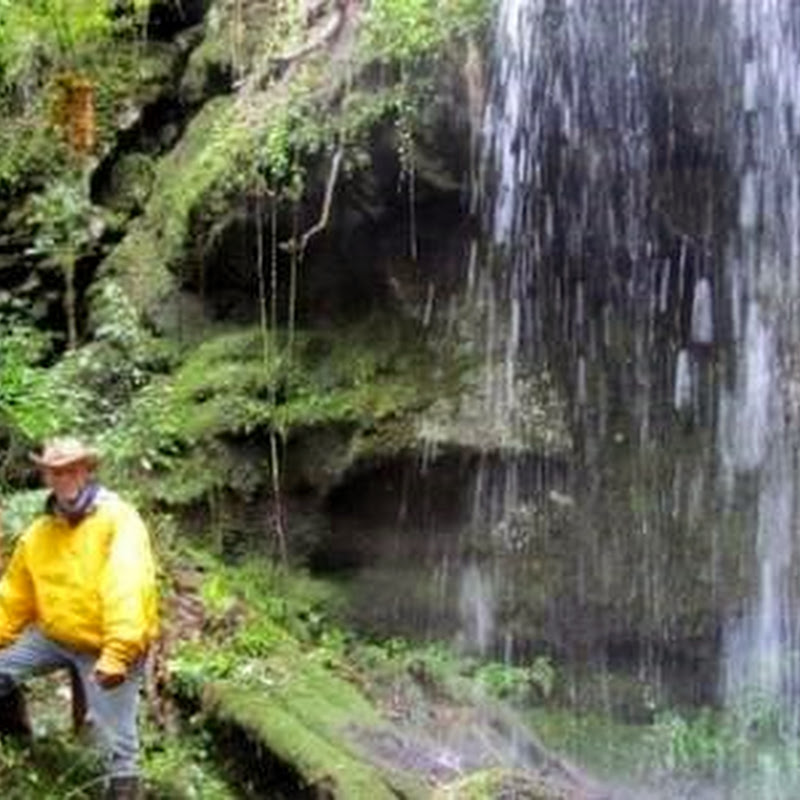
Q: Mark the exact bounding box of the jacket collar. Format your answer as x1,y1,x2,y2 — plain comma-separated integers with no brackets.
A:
45,482,100,526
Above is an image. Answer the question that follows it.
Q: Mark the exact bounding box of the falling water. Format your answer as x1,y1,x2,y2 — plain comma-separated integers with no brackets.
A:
458,560,496,656
480,0,800,787
719,0,800,735
481,0,693,680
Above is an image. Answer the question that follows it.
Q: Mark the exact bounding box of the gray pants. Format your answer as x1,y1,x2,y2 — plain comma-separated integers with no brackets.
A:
0,627,142,778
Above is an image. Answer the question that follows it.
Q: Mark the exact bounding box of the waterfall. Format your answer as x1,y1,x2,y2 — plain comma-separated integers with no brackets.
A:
719,0,800,733
673,348,692,412
691,277,714,346
481,0,800,737
458,560,496,656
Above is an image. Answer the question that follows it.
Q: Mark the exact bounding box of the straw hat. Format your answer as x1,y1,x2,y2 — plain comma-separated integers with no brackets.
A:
30,437,99,469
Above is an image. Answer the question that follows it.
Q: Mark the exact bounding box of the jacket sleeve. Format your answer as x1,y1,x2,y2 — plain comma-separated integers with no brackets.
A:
96,503,158,675
0,538,36,648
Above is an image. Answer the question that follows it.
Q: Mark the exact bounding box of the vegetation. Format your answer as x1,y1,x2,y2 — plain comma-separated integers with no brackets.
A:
0,0,172,195
0,322,68,442
28,174,98,348
0,0,598,796
0,279,168,481
360,0,488,63
0,541,565,796
74,315,461,514
0,0,493,481
0,0,151,79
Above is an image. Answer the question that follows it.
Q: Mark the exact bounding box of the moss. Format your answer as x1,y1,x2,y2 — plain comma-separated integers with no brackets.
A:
104,317,456,504
88,40,179,149
103,94,258,316
103,152,156,214
0,113,64,199
203,678,424,798
167,559,430,798
433,767,574,800
0,40,176,200
103,81,334,319
98,220,177,326
181,0,301,103
418,365,571,455
102,1,336,321
103,0,493,321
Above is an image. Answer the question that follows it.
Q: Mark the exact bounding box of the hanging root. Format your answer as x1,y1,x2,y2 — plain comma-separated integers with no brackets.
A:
280,146,343,261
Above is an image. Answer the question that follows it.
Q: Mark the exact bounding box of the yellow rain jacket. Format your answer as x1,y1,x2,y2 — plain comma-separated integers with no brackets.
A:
0,489,159,675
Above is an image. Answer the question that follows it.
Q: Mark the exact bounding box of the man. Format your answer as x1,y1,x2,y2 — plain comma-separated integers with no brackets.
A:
0,437,159,799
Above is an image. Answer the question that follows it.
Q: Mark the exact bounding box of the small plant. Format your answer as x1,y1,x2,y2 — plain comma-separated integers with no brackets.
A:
28,174,102,349
0,735,103,799
474,655,556,704
0,319,88,450
529,655,556,700
141,722,238,799
360,0,488,65
647,708,738,775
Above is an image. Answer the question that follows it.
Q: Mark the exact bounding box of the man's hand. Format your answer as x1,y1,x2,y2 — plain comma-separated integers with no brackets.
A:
93,669,125,690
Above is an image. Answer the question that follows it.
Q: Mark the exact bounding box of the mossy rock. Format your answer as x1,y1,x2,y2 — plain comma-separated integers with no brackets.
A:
102,93,257,320
417,364,571,455
432,767,591,800
0,40,176,201
200,673,429,798
103,153,156,215
102,318,457,507
180,0,301,104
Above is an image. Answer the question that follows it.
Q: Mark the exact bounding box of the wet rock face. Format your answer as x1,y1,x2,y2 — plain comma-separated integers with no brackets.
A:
646,0,736,247
190,160,472,328
314,446,724,707
134,0,741,702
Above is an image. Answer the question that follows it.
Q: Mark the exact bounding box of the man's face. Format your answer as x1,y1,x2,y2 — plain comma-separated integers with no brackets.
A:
42,462,91,504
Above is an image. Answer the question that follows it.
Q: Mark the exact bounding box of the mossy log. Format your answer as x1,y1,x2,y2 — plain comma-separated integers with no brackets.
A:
201,679,429,798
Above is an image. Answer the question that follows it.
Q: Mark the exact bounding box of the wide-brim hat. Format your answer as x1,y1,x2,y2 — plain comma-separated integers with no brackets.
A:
30,437,100,469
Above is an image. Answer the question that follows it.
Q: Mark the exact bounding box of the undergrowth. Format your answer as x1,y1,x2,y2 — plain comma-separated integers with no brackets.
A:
7,547,800,798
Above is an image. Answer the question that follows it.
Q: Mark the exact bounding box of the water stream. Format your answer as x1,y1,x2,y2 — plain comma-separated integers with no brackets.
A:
320,1,800,793
479,0,800,793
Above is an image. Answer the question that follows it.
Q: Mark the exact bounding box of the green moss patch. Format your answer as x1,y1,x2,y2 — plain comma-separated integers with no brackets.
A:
432,767,577,800
181,0,301,102
101,317,463,504
103,93,257,316
202,680,407,798
103,0,492,321
166,558,431,797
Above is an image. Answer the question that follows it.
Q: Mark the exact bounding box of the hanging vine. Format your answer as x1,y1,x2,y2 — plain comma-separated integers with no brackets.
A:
280,146,343,261
255,179,288,563
288,193,300,356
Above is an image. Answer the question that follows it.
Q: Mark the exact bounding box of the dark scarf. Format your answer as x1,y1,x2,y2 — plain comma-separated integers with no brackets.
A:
46,482,100,525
